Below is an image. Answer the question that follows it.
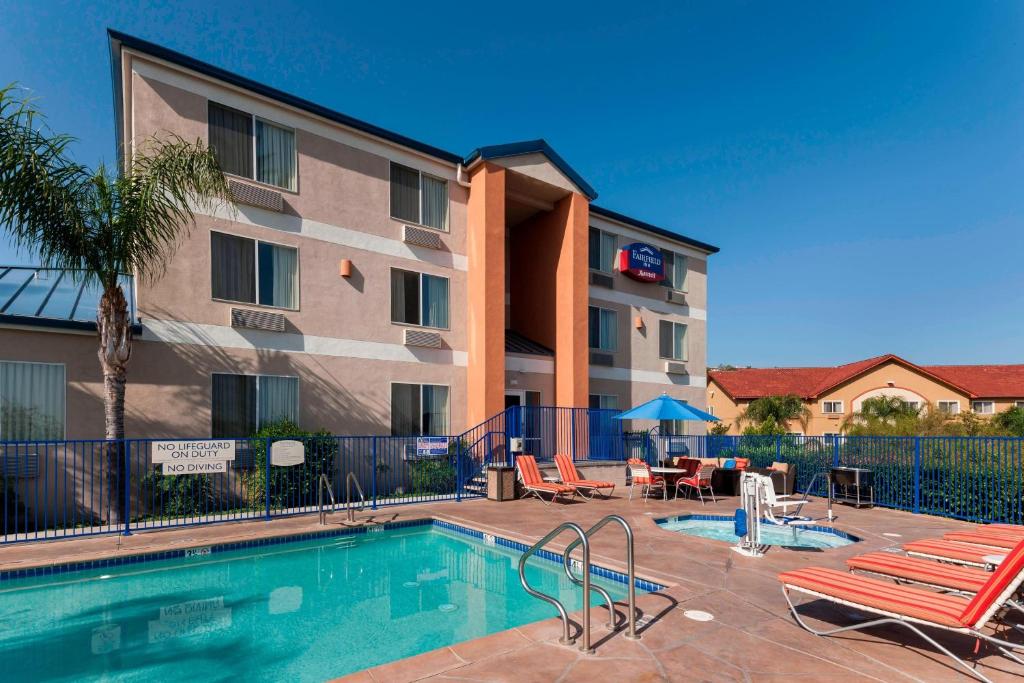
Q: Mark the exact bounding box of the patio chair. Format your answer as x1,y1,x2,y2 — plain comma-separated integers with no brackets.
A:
626,458,665,501
904,538,1003,568
515,455,577,505
675,464,717,504
553,454,615,499
779,537,1024,682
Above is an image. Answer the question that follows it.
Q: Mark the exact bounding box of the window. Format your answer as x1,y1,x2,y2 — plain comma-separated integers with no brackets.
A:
822,400,843,414
906,401,922,411
1016,401,1024,409
391,383,449,435
525,391,541,407
390,162,448,230
660,250,688,291
972,401,995,415
0,361,65,440
938,400,960,415
822,432,840,438
658,320,688,361
208,102,296,190
588,306,617,351
390,269,449,328
211,232,298,309
660,419,687,436
211,373,298,438
589,394,618,410
785,432,804,437
588,228,616,273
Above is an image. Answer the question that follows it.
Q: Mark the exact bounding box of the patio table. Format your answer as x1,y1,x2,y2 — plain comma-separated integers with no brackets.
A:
650,467,687,501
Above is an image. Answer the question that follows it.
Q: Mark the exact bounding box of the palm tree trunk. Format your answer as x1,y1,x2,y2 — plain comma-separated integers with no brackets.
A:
98,284,132,528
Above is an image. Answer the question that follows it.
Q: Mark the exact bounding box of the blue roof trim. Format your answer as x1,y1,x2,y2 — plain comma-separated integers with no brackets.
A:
590,205,720,254
462,139,598,200
106,29,463,165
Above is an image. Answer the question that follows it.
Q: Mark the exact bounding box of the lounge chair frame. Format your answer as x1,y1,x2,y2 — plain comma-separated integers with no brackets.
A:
553,454,615,500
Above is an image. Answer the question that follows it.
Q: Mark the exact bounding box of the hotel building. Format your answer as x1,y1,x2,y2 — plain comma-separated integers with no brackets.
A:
0,31,718,442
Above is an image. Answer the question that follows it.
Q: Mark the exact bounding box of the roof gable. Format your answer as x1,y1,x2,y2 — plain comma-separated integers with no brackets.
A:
462,140,598,200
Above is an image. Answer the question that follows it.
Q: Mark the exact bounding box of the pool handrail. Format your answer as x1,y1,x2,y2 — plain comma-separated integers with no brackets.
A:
562,514,640,641
345,472,366,523
318,474,336,525
519,522,592,651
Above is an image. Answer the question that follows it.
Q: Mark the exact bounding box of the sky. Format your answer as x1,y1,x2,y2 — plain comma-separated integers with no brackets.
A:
1,1,1023,368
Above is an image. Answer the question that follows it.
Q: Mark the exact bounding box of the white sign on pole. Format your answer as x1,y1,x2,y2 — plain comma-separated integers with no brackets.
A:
271,440,305,466
151,440,235,464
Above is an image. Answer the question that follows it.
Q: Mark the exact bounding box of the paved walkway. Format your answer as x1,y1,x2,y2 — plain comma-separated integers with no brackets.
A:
1,493,1022,682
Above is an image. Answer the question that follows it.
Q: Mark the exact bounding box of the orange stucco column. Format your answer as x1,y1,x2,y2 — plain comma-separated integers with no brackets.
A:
554,192,589,408
466,163,506,425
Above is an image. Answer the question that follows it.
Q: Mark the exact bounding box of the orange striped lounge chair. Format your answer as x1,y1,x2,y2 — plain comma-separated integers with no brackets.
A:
779,538,1024,681
553,454,615,499
515,455,576,505
903,538,1005,568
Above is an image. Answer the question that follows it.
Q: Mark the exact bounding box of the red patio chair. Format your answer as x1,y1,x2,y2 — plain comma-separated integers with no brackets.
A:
675,464,717,504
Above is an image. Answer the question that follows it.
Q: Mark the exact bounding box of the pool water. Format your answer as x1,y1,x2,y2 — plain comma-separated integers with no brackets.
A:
0,525,637,682
657,515,856,549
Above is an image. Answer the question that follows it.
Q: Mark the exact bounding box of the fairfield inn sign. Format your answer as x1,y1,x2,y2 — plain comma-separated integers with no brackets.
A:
618,242,665,283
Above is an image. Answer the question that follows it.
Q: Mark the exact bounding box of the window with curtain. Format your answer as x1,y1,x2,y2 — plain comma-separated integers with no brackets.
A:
0,361,65,440
389,162,448,230
390,268,448,329
660,419,687,436
208,102,296,190
391,383,449,435
211,232,298,309
588,228,616,272
588,394,618,410
588,306,617,351
660,250,688,291
211,373,298,437
659,320,688,360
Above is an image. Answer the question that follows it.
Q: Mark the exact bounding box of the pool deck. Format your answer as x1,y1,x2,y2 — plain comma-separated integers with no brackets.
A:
1,494,1022,682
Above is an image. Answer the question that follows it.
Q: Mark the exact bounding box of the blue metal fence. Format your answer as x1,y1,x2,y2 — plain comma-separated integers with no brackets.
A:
3,417,1022,543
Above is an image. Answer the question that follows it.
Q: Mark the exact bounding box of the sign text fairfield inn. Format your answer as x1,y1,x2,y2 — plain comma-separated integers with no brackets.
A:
618,242,665,283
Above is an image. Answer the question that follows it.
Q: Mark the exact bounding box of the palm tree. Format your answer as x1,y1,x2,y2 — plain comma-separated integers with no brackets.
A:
737,394,811,434
0,85,230,524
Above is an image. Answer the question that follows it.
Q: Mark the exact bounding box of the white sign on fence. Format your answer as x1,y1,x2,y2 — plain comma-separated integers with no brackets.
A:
151,440,235,464
162,460,228,475
271,440,305,466
416,436,450,457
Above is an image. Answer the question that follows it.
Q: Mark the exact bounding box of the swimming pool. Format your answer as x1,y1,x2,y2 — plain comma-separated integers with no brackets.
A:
0,520,653,682
656,514,857,549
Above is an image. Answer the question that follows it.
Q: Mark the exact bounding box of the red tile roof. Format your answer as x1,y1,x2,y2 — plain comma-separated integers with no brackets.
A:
709,354,1024,400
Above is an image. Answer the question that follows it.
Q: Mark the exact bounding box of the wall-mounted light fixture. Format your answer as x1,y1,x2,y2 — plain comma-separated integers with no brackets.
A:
339,259,352,277
634,315,644,330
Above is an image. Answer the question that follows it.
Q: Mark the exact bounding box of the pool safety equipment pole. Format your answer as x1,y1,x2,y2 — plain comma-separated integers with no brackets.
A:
731,472,764,558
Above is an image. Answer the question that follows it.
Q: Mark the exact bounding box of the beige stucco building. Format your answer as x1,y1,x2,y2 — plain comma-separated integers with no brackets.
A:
0,31,718,442
707,354,1024,436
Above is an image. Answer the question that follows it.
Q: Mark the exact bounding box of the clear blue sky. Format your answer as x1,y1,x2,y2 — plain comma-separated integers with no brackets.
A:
2,1,1022,367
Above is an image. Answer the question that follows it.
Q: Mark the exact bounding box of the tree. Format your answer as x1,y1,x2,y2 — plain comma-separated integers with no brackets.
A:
709,421,732,435
737,394,810,434
993,406,1024,437
0,85,230,523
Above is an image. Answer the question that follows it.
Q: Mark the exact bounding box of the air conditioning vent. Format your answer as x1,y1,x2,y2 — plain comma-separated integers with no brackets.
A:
0,451,39,478
231,308,286,332
589,272,614,289
665,289,687,305
229,179,284,212
590,352,615,367
664,361,688,375
403,225,444,250
404,328,442,348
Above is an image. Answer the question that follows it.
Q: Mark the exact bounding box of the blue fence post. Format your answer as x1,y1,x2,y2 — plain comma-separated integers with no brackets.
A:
371,437,378,510
264,437,272,521
570,408,578,461
455,436,462,502
913,437,922,514
833,436,841,468
121,440,132,536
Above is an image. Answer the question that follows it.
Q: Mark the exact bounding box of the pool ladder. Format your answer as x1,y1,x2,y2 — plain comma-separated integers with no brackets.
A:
517,514,639,654
318,472,366,525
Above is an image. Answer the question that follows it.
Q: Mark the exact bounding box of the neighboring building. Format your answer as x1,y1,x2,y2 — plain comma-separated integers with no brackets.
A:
707,354,1024,436
0,30,718,441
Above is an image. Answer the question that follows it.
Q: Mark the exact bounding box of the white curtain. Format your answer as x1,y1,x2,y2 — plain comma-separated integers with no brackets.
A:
599,232,616,272
259,243,297,308
422,385,449,436
421,275,448,328
421,174,448,230
600,309,617,351
256,120,296,190
0,362,65,440
258,376,299,428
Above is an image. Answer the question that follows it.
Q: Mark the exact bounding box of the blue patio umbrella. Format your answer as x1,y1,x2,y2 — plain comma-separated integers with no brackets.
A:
613,393,719,422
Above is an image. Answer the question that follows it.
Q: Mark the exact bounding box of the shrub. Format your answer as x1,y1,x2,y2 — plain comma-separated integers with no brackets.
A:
242,420,338,509
410,457,456,495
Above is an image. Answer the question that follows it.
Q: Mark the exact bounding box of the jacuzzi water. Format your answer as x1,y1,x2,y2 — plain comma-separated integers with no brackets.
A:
0,524,641,682
657,514,856,548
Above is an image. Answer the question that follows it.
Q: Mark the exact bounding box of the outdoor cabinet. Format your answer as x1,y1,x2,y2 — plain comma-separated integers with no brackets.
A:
487,465,516,502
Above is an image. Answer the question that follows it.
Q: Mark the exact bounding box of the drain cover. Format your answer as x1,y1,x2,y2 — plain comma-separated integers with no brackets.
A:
403,581,420,588
438,603,458,613
682,610,714,622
